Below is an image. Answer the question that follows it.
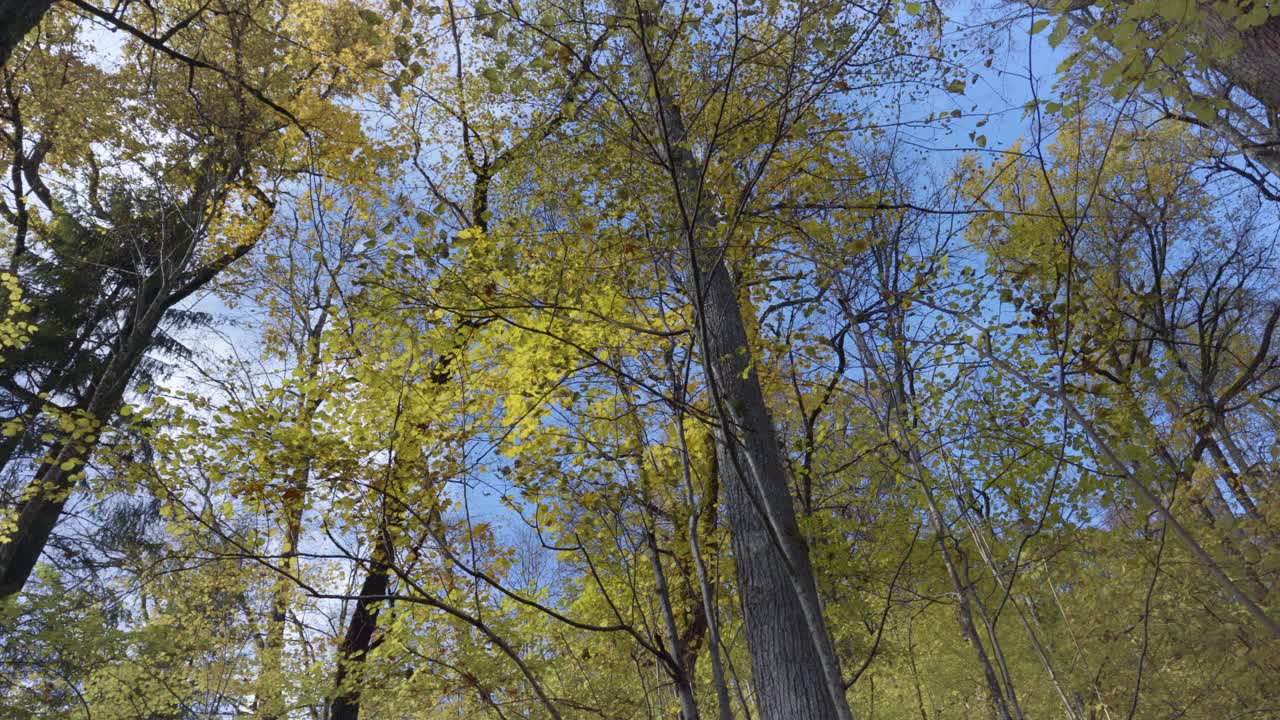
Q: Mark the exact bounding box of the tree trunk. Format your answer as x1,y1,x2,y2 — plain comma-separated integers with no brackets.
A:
1198,11,1280,113
330,540,391,720
0,0,53,68
1039,0,1280,112
916,477,1015,720
0,329,148,598
610,3,852,717
703,267,850,719
0,447,75,597
719,437,844,719
847,318,1017,720
0,152,244,600
329,321,460,719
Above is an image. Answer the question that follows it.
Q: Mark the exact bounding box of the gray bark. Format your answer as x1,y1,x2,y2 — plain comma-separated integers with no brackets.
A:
610,2,853,717
1027,0,1280,180
718,437,845,719
1196,10,1280,113
674,416,735,720
1035,0,1280,111
646,526,701,720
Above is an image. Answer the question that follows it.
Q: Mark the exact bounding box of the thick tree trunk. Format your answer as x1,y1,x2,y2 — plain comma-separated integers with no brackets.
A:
0,451,74,597
1198,12,1280,113
719,438,844,719
704,273,849,720
1039,0,1280,112
0,0,54,68
610,3,852,717
0,159,242,600
0,335,145,598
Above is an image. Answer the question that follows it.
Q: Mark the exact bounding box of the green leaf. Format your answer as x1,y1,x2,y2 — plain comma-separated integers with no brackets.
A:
1189,99,1216,124
1048,18,1070,47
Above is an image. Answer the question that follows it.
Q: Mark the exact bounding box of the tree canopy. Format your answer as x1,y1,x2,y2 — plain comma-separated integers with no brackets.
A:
0,1,1276,719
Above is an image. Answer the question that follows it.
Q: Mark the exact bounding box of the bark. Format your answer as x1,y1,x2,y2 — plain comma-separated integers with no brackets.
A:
645,526,701,720
1035,0,1280,113
959,514,1081,720
0,451,76,596
260,305,331,719
718,437,845,719
961,557,1025,720
675,418,734,720
1197,11,1280,113
0,0,54,68
327,317,468,719
611,4,852,717
329,538,391,720
0,319,154,597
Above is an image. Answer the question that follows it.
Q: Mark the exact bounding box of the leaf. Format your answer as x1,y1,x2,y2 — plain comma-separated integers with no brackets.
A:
1188,98,1216,124
1048,18,1070,47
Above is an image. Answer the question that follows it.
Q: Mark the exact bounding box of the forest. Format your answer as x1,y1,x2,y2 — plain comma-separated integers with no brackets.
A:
0,0,1276,718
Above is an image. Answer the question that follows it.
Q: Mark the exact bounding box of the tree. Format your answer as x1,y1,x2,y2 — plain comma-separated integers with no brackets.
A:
0,0,53,68
1028,0,1280,192
2,0,1277,717
0,0,376,599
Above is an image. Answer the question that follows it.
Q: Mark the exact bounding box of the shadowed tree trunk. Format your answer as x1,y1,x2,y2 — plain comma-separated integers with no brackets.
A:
0,158,257,600
0,0,54,68
330,535,391,720
0,284,183,598
1198,12,1280,112
1033,0,1280,113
